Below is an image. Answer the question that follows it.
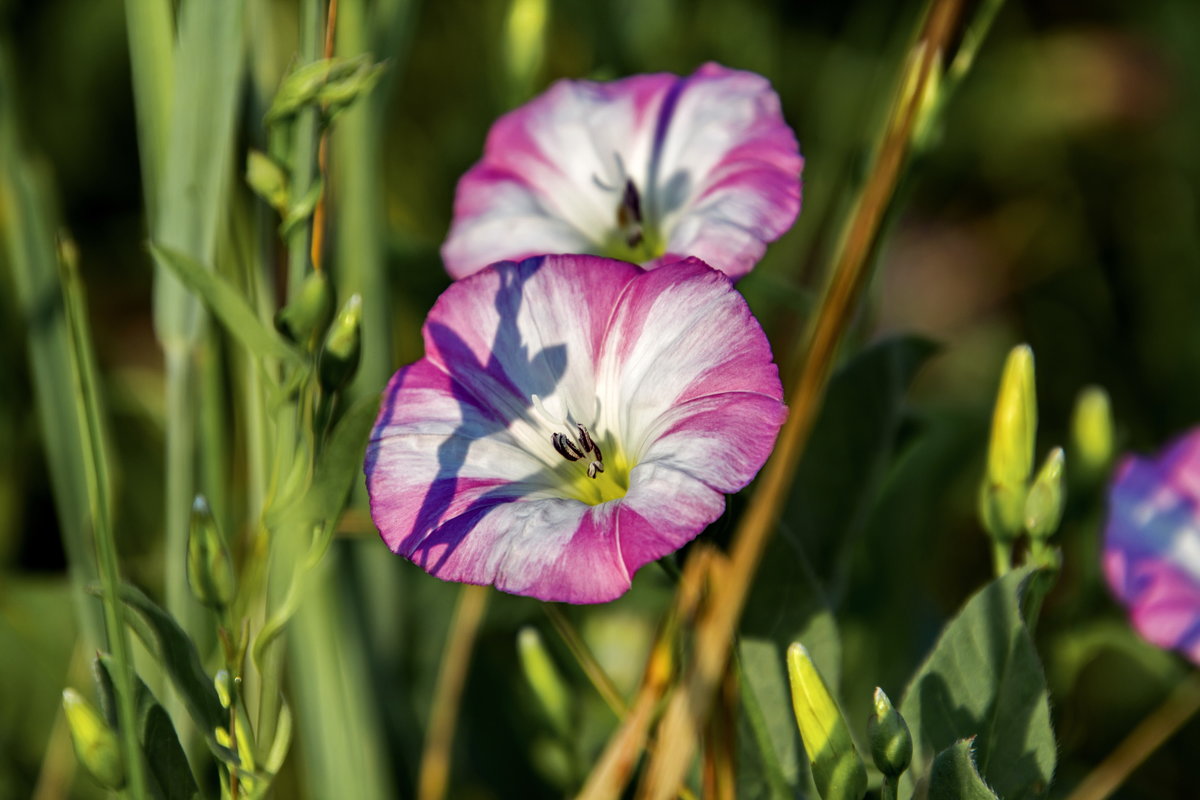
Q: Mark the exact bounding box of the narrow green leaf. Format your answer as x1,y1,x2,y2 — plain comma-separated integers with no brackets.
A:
927,739,1000,800
152,0,246,348
899,566,1056,800
118,584,226,738
150,243,304,367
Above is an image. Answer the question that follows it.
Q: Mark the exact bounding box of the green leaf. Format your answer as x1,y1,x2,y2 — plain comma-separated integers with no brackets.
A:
266,394,379,543
899,566,1056,800
95,655,201,800
118,584,226,739
150,242,304,367
737,639,804,799
142,704,201,800
785,336,937,598
927,739,1000,800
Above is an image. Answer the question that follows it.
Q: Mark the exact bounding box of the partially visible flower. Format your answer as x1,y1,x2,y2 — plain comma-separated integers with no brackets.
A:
1104,427,1200,664
442,63,802,281
365,254,785,603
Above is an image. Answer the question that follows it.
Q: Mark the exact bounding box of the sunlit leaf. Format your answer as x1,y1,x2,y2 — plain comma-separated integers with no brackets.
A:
928,739,1000,800
899,566,1056,800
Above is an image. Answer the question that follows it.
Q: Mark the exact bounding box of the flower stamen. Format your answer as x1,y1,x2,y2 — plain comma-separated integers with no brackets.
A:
551,424,605,480
616,179,644,249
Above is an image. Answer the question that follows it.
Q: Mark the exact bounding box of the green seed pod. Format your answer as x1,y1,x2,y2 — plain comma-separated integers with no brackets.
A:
318,294,362,393
517,627,571,736
1025,447,1066,540
1071,385,1114,482
246,150,290,213
787,643,868,800
867,687,912,778
63,688,125,790
187,495,236,610
274,269,335,350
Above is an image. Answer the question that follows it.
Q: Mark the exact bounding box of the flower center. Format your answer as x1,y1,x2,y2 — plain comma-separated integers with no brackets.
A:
594,162,666,263
547,423,630,506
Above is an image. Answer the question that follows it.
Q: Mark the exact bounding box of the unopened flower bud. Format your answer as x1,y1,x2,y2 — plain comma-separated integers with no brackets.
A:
787,643,867,800
517,626,571,735
246,150,290,213
187,495,236,610
215,669,234,709
867,687,912,778
274,269,335,350
318,294,362,392
63,688,125,789
1071,385,1114,482
1025,447,1065,540
981,345,1038,541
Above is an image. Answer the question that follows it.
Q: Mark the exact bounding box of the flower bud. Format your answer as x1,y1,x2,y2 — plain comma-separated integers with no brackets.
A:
246,150,290,213
215,669,234,709
786,643,867,800
318,293,362,393
63,688,125,789
187,495,236,610
274,269,335,350
1024,447,1065,540
1071,385,1114,482
981,345,1037,541
517,626,571,736
867,687,912,778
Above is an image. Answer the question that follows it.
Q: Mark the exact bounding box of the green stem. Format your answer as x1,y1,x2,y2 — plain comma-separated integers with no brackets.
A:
61,250,151,800
881,775,899,800
542,605,628,720
287,0,324,298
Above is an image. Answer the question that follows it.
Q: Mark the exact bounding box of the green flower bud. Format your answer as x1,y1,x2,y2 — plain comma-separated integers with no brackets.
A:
265,56,371,123
215,669,233,709
318,294,362,393
187,495,236,610
867,687,912,778
274,269,335,350
1024,447,1065,540
787,643,867,800
981,345,1037,541
63,688,125,789
517,627,571,736
1071,385,1114,481
246,150,290,213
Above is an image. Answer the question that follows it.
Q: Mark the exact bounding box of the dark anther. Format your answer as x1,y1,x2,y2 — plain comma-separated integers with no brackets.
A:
552,432,583,461
577,424,595,454
617,179,645,249
587,461,606,479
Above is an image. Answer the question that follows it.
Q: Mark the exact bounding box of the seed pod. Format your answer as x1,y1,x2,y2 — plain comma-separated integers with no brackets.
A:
63,688,125,790
187,495,236,610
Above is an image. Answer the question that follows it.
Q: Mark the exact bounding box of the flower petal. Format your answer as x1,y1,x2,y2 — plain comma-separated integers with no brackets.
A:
647,63,803,279
1104,427,1200,665
597,257,785,490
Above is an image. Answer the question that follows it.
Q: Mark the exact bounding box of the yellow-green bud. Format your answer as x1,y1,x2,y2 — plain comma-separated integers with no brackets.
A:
318,294,362,393
867,687,912,778
246,150,290,213
787,643,868,800
274,270,335,350
215,669,233,709
187,495,236,610
981,345,1038,541
517,627,571,736
63,688,125,789
1024,447,1065,540
1071,385,1114,481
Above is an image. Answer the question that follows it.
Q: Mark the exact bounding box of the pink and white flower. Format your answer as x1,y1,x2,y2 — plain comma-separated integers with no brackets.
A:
1104,428,1200,664
364,255,785,603
442,63,802,282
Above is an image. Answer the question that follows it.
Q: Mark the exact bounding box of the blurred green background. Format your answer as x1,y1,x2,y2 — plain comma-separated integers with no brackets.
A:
2,0,1199,797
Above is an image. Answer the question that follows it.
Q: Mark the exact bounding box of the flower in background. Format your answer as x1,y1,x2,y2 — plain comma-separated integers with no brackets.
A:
1104,428,1200,664
442,63,802,282
364,255,785,603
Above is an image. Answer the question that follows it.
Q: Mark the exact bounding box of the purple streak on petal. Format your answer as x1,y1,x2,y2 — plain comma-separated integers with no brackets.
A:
1104,427,1200,665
